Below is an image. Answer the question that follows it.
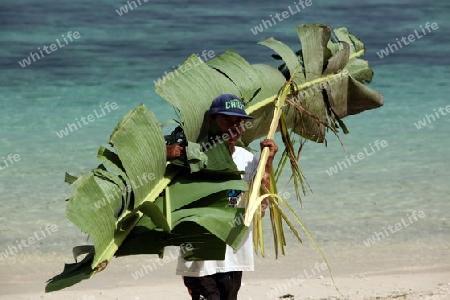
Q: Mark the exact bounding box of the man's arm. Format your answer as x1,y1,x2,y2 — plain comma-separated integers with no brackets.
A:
259,139,278,217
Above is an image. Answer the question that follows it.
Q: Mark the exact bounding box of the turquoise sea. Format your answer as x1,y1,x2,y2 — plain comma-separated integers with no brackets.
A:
0,0,449,284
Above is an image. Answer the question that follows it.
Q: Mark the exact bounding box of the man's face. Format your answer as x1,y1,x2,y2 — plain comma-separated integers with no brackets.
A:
214,114,245,146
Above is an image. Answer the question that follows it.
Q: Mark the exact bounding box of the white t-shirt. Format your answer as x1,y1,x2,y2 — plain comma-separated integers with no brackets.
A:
176,146,258,277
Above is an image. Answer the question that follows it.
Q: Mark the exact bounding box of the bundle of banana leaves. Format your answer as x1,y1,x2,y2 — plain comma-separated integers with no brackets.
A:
46,23,383,292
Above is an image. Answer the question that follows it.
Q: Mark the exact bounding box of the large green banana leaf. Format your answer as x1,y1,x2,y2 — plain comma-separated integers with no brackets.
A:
243,24,383,143
156,51,285,144
46,105,251,292
156,24,383,145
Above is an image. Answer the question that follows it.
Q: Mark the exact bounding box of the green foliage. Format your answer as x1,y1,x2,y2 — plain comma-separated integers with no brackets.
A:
47,23,382,293
46,106,251,292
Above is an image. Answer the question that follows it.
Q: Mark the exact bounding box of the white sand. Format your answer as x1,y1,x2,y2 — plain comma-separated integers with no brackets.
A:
1,242,449,300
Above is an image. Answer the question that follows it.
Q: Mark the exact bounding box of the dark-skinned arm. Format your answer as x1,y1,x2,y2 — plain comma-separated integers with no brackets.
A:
259,139,278,217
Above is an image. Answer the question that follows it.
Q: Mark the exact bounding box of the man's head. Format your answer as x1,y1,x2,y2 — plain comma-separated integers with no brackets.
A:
208,94,253,119
207,94,253,148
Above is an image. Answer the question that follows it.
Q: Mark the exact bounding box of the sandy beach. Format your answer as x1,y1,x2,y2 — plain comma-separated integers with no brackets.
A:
1,241,449,300
1,1,449,300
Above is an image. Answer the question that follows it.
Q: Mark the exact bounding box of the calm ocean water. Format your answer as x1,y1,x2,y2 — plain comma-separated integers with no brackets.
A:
0,0,448,261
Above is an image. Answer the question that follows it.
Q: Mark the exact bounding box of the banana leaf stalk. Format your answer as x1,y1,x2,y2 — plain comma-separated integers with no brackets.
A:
244,79,293,226
252,170,286,258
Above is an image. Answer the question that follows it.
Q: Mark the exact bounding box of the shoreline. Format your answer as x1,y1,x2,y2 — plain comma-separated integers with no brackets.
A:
1,241,449,299
1,264,449,300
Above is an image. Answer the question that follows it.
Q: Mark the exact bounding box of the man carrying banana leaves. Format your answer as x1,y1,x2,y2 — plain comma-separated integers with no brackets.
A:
167,93,278,300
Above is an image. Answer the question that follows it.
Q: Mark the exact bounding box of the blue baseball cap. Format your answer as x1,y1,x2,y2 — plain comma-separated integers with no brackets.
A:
208,94,254,119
